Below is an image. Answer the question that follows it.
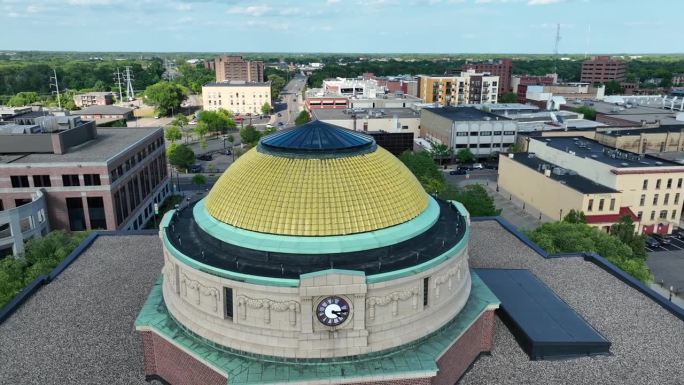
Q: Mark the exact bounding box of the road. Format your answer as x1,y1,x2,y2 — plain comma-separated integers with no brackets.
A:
273,73,307,129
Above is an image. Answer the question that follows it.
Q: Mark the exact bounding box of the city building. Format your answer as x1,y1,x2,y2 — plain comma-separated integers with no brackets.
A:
420,107,517,157
673,74,684,87
589,98,684,126
72,92,114,108
0,114,170,255
202,81,272,115
72,105,134,122
457,58,513,95
580,56,626,84
312,107,421,136
520,83,605,106
511,74,557,95
207,55,264,83
305,88,423,112
594,126,684,154
504,110,607,133
418,72,500,106
520,136,684,234
322,78,384,98
137,121,499,384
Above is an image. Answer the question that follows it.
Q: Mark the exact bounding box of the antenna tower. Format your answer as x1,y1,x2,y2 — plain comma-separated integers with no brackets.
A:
124,66,135,101
50,68,61,110
553,23,561,74
113,68,124,102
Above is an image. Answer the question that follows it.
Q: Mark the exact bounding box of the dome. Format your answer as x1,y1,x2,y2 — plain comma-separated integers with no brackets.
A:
204,121,429,236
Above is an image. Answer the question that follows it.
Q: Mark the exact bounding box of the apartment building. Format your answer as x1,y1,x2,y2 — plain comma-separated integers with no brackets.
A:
209,55,264,83
418,72,499,106
202,81,272,115
0,115,170,254
458,58,513,95
581,56,626,84
512,136,684,234
73,92,114,108
420,107,517,157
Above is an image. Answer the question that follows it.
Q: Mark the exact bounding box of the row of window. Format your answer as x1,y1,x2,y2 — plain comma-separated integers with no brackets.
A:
456,131,516,137
10,174,101,188
110,136,164,183
642,178,683,190
208,93,268,98
587,198,616,212
455,142,514,149
639,193,680,207
636,210,678,221
113,155,167,227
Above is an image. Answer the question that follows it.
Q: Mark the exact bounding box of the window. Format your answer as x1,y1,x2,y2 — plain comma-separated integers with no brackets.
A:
423,277,430,307
15,198,31,207
66,197,86,231
225,287,234,319
676,193,680,205
503,131,516,135
456,132,468,136
667,178,673,188
10,175,29,188
87,197,107,229
653,194,659,205
32,175,51,187
650,211,655,220
609,198,615,211
62,174,80,187
643,179,648,190
672,210,678,220
640,194,645,206
678,178,683,188
665,194,670,205
598,199,604,211
588,199,594,212
480,131,492,136
637,211,642,219
659,210,668,220
469,131,479,136
84,174,101,186
656,179,661,189
493,131,502,135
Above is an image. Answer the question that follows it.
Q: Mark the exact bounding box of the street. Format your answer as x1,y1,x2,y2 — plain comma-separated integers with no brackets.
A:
272,73,307,128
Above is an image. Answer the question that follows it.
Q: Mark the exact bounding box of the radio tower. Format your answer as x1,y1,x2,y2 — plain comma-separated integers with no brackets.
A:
113,68,124,102
124,66,135,101
50,68,62,110
553,23,562,75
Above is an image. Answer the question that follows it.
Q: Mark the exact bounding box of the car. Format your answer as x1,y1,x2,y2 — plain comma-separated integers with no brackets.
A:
189,164,203,173
196,153,212,161
449,169,468,175
645,237,660,248
277,113,282,117
277,122,284,126
471,163,484,170
674,230,684,239
657,236,672,245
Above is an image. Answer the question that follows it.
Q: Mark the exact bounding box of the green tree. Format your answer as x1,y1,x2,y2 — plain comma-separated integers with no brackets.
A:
165,125,182,143
563,209,587,224
294,111,311,126
604,81,623,95
198,110,235,136
499,92,518,103
263,126,277,137
167,143,195,172
194,121,209,142
267,74,287,100
449,185,500,217
192,174,207,188
431,143,453,163
144,81,188,116
399,151,445,192
570,106,597,121
507,143,523,153
610,216,647,259
172,114,189,129
261,102,272,116
7,91,40,106
456,148,475,164
240,125,261,146
227,134,235,145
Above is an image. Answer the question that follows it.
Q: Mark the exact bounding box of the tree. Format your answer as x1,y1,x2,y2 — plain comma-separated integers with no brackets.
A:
165,125,182,143
499,92,518,103
448,185,500,217
167,143,195,172
192,174,207,188
194,121,209,142
570,106,597,121
399,151,445,192
507,143,523,153
261,102,272,116
267,74,287,100
197,110,235,136
7,92,40,106
263,126,277,137
172,114,189,129
604,81,623,95
456,148,475,164
610,216,647,259
240,125,261,146
563,210,586,224
295,111,311,126
144,81,188,116
227,134,235,145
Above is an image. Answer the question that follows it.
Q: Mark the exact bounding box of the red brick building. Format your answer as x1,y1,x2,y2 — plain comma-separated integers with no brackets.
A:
581,56,626,84
460,58,513,95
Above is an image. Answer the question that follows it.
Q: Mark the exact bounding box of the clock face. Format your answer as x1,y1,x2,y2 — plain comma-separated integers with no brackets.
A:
316,296,350,326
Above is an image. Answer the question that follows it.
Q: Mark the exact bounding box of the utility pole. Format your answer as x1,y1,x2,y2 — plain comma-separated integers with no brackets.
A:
113,68,124,102
124,66,135,101
50,69,62,110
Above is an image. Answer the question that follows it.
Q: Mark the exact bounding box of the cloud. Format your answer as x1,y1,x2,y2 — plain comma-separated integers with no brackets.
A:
174,3,192,11
67,0,113,5
528,0,563,4
227,4,272,16
326,0,341,4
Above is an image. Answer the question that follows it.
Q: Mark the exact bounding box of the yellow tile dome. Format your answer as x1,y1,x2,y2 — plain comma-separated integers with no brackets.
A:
204,145,429,236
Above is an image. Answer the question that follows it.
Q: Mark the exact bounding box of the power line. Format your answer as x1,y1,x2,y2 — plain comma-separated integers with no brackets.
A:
553,23,562,75
114,67,124,102
124,66,135,101
50,68,61,110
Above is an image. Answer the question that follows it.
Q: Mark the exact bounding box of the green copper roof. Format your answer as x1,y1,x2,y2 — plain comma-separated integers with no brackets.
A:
135,272,499,385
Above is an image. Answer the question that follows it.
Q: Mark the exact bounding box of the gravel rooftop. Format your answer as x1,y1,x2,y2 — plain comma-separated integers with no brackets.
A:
1,222,683,385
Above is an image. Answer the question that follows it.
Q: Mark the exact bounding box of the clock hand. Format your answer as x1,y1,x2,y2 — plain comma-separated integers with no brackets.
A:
331,310,348,316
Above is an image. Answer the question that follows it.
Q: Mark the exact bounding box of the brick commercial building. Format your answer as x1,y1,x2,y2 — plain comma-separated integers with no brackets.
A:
207,55,264,83
457,58,513,95
418,72,500,106
72,105,134,122
581,56,626,84
0,114,170,245
72,92,114,108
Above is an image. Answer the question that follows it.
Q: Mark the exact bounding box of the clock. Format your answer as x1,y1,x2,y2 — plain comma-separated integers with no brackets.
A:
316,296,350,326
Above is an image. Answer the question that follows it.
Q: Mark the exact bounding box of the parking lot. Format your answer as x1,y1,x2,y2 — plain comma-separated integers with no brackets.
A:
645,233,684,252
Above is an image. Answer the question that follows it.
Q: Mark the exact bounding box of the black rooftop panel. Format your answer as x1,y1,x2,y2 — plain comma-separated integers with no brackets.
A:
475,268,611,360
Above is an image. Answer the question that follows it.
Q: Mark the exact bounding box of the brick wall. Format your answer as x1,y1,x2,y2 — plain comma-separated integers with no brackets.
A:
141,331,227,385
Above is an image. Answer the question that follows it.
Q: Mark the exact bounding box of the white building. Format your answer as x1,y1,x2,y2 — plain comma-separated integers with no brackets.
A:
202,81,272,115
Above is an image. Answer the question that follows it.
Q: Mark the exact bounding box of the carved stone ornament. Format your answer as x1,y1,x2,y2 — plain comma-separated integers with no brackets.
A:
236,295,301,326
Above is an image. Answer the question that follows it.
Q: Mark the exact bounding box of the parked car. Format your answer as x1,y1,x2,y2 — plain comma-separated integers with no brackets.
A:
196,153,212,161
471,163,484,170
224,149,232,155
645,237,660,248
277,122,284,126
674,230,684,239
449,169,468,175
658,236,672,245
277,113,282,117
189,164,203,173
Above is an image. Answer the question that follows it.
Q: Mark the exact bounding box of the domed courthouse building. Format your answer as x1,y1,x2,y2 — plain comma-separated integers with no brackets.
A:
136,121,500,385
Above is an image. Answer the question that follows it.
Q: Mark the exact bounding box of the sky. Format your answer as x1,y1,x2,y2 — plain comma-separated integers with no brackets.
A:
0,0,681,54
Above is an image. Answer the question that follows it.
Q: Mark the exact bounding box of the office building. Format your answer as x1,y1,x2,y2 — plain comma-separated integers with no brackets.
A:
420,107,517,157
312,107,421,136
511,74,557,96
580,56,626,84
520,83,605,107
208,55,264,83
322,78,384,98
418,72,500,107
459,58,513,95
0,114,170,254
72,105,134,122
202,81,272,115
73,92,114,108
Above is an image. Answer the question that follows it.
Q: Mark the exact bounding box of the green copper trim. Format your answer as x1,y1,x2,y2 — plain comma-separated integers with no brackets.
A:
135,271,498,385
193,196,441,255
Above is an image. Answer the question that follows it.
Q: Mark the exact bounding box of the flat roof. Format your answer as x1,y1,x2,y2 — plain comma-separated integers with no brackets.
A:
599,125,684,137
0,127,162,165
72,105,132,115
510,153,618,194
204,81,271,87
313,107,420,120
2,221,683,384
538,136,684,168
423,106,511,122
591,101,682,125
